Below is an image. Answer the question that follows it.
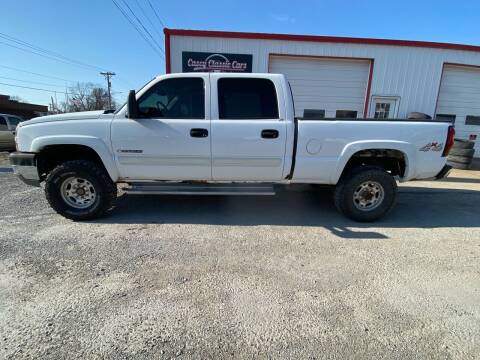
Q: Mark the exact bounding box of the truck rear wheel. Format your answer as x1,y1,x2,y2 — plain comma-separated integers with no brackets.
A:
45,160,117,221
334,166,397,222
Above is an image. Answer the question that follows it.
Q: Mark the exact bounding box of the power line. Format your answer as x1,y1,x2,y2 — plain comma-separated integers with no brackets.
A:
146,0,167,28
133,0,164,41
120,0,165,55
0,81,124,97
110,0,164,59
0,32,109,70
0,64,76,83
0,40,94,70
0,75,67,88
0,32,109,72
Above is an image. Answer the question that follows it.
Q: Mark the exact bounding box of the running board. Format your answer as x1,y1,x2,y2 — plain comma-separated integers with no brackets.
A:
123,183,276,195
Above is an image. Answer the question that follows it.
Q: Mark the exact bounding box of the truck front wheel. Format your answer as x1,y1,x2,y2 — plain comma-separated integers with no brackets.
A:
334,166,397,222
44,160,117,221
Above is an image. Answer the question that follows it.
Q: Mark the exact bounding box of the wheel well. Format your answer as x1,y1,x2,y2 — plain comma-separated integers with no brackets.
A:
36,144,106,181
341,149,407,179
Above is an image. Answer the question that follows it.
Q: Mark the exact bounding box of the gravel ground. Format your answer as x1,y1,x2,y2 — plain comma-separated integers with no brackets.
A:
0,160,479,359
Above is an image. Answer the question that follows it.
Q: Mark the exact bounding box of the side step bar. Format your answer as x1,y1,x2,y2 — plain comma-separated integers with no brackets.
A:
123,182,276,195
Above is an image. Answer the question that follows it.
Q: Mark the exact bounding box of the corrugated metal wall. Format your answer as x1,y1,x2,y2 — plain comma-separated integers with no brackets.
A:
169,35,480,118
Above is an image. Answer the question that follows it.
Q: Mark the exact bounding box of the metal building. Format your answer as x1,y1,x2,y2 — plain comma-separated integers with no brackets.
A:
164,28,480,156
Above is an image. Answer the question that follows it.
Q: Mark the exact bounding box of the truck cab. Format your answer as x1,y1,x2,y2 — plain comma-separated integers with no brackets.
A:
112,73,293,182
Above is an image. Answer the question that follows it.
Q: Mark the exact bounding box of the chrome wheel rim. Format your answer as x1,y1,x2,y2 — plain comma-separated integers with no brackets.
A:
60,177,97,209
353,181,384,211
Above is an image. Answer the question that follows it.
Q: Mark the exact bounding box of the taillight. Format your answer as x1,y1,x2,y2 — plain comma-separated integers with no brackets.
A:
442,125,455,157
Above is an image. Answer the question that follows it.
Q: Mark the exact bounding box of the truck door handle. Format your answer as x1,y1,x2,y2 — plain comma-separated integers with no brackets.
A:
190,128,208,138
261,129,279,139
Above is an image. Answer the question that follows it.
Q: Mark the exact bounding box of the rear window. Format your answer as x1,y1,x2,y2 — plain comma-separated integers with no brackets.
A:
218,78,279,119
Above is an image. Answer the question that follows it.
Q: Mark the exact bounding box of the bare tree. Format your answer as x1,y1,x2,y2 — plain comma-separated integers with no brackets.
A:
62,82,117,112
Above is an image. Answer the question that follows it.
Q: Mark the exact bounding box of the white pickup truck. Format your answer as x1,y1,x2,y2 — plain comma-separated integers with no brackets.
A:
10,73,454,222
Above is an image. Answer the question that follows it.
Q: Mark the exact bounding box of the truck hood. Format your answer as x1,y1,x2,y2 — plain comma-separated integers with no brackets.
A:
19,110,106,127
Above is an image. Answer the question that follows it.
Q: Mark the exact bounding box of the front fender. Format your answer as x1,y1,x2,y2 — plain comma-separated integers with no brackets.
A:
331,140,415,184
31,135,119,181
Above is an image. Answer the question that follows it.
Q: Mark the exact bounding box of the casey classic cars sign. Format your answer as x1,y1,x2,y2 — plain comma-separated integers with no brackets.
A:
182,51,253,73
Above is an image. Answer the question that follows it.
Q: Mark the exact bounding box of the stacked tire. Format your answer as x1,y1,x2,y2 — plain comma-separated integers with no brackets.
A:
447,139,475,170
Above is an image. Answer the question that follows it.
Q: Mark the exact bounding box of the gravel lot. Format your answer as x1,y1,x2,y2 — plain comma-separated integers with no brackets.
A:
1,153,479,359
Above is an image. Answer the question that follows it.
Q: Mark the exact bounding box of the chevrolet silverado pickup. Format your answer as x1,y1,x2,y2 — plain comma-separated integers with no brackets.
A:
10,73,454,221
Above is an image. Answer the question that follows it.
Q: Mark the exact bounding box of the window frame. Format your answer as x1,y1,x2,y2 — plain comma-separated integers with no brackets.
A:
217,77,280,120
136,77,206,120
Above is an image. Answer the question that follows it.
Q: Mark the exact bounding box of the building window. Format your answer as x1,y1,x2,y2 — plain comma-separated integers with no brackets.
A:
374,102,391,119
465,115,480,126
370,96,400,119
435,114,456,123
336,110,358,119
218,78,279,119
303,109,325,119
138,77,205,119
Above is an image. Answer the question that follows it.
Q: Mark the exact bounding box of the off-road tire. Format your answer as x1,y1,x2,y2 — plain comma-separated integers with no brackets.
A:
447,155,473,164
45,160,117,221
453,139,475,150
334,166,397,222
449,148,475,157
447,161,471,170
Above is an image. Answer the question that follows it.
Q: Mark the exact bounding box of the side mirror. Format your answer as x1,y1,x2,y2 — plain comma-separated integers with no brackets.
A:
127,90,140,119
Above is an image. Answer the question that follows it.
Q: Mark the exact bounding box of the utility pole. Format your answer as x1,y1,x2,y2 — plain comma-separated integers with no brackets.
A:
100,71,116,109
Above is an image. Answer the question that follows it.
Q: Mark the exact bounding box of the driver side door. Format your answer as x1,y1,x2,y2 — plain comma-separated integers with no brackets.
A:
111,74,211,180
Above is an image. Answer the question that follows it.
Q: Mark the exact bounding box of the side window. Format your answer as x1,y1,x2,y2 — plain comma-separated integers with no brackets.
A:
7,116,21,127
137,77,205,119
218,78,279,119
0,117,7,131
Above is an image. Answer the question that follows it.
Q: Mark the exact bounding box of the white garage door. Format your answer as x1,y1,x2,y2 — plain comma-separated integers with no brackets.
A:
269,55,370,119
436,64,480,156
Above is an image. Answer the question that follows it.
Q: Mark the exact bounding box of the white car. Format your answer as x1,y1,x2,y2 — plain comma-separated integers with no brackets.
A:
0,114,23,151
10,73,454,221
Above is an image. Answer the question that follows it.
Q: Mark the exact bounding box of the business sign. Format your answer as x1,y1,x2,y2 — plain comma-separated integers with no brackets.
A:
182,51,252,73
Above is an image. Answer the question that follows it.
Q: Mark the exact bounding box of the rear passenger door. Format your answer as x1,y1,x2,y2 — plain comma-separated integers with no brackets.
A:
210,75,287,181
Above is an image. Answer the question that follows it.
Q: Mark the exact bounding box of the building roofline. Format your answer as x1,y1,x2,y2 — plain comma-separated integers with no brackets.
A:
164,28,480,53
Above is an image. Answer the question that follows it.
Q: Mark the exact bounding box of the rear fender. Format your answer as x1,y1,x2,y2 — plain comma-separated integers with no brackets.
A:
332,140,414,184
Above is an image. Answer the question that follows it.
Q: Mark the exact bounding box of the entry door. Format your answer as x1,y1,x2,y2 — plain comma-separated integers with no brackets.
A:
111,75,211,180
210,75,287,181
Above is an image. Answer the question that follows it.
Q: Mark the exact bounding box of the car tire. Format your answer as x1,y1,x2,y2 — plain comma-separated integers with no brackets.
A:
447,161,471,170
447,155,473,164
334,166,397,222
45,160,117,221
452,139,475,150
449,148,475,157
